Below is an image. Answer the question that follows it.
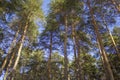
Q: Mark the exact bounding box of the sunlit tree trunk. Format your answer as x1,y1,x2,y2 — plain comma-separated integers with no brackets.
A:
64,15,69,80
47,31,53,80
87,0,114,80
7,22,28,80
3,51,15,80
0,29,19,74
101,14,120,58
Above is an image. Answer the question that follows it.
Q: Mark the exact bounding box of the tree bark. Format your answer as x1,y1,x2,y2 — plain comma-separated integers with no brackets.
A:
71,23,78,79
101,14,120,58
12,22,28,70
0,29,19,74
76,36,83,80
47,31,53,80
3,51,15,80
87,0,114,80
64,15,69,80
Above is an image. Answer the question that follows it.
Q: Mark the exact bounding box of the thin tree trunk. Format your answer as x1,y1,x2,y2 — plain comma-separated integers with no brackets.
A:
64,15,68,80
12,22,28,71
9,22,28,79
71,23,78,79
3,51,15,80
101,14,120,58
47,31,53,80
97,38,108,80
87,0,114,80
0,29,19,74
76,36,83,80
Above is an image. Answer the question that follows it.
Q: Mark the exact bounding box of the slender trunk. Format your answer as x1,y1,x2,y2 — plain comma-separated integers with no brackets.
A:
64,15,68,80
47,32,53,80
97,38,109,80
9,22,28,80
87,0,114,80
0,29,19,74
13,22,28,70
110,0,120,12
101,14,120,58
76,36,83,80
71,23,78,79
3,51,15,80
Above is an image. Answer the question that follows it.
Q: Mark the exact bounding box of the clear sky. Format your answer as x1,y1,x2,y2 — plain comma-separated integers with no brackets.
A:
42,0,51,16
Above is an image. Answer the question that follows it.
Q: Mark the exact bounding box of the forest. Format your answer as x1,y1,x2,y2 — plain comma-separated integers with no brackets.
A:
0,0,120,80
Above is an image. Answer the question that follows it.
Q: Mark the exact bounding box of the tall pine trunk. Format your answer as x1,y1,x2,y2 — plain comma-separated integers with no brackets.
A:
101,14,120,58
64,15,68,80
76,36,83,80
47,31,53,80
71,23,78,79
0,29,19,74
87,0,114,80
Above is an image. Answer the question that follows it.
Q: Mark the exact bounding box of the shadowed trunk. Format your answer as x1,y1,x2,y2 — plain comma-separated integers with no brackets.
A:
47,31,53,80
64,15,68,80
71,23,78,79
76,35,83,80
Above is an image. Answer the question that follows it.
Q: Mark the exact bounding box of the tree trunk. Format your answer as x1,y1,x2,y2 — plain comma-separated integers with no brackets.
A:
47,31,53,80
0,29,19,74
64,15,68,80
71,23,78,79
76,36,83,80
12,22,28,70
101,14,120,58
87,0,114,80
3,51,15,80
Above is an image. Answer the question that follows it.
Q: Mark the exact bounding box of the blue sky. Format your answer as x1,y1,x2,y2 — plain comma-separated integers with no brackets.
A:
42,0,51,15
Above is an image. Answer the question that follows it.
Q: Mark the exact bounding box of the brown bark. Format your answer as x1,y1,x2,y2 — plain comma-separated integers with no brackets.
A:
0,29,19,74
87,0,114,80
76,36,83,80
71,23,77,79
47,32,53,80
3,51,15,80
64,15,69,80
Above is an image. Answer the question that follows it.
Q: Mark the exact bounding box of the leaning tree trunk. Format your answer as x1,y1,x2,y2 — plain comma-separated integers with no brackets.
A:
0,29,19,75
47,31,53,80
87,0,114,80
3,50,16,80
4,22,28,80
64,15,69,80
101,14,120,58
12,22,28,70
